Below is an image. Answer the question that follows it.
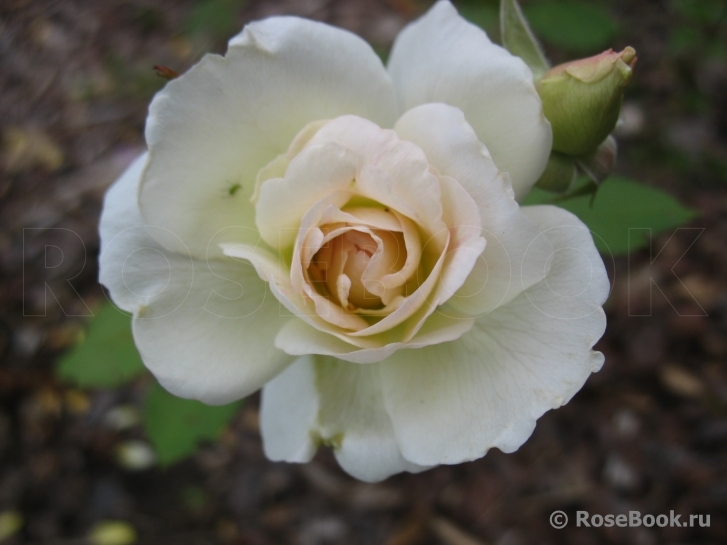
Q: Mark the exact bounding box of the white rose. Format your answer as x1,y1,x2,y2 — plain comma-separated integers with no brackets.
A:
99,1,609,481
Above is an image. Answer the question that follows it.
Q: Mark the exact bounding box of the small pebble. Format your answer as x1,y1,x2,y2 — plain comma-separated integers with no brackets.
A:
116,441,156,471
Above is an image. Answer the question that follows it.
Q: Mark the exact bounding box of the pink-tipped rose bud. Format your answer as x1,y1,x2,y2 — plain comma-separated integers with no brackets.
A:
537,47,637,157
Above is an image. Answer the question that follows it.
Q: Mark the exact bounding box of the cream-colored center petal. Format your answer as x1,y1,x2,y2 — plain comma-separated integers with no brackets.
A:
251,114,489,348
313,228,407,310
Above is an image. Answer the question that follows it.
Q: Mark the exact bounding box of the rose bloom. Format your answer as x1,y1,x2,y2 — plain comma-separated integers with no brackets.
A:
100,1,608,481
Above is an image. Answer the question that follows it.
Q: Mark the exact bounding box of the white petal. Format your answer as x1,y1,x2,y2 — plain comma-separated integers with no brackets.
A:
250,119,331,206
275,308,474,364
131,253,294,405
519,205,610,319
260,355,319,463
141,16,398,258
260,356,429,482
257,143,357,250
433,173,486,306
380,205,609,466
305,115,449,243
395,103,553,316
355,164,448,253
394,103,504,205
220,242,384,350
388,1,552,198
100,154,293,404
337,207,404,232
99,153,191,315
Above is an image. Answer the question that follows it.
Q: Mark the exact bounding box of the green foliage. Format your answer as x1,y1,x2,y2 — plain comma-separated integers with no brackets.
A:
182,486,210,511
185,0,247,39
500,0,549,79
671,0,726,24
135,6,165,34
105,55,166,101
669,26,702,55
524,1,618,53
668,0,727,58
458,1,500,37
373,44,390,65
58,303,146,388
705,156,727,184
144,382,242,465
523,177,697,254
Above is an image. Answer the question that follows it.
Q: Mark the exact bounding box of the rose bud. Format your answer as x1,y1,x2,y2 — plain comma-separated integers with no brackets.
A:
537,47,637,157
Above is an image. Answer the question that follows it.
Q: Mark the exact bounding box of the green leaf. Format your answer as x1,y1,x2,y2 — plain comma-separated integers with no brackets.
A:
671,0,726,24
144,382,242,465
184,0,247,39
500,0,550,79
669,26,701,54
459,2,500,37
372,44,390,65
524,1,618,53
522,177,697,254
58,303,145,388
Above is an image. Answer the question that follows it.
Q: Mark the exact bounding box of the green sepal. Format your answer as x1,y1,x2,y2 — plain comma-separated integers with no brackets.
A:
500,0,550,79
576,135,617,185
535,152,578,193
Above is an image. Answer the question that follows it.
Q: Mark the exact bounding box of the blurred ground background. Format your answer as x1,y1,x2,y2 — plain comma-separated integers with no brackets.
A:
1,0,727,543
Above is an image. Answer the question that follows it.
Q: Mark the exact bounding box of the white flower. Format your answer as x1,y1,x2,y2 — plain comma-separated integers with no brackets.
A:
99,1,609,482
